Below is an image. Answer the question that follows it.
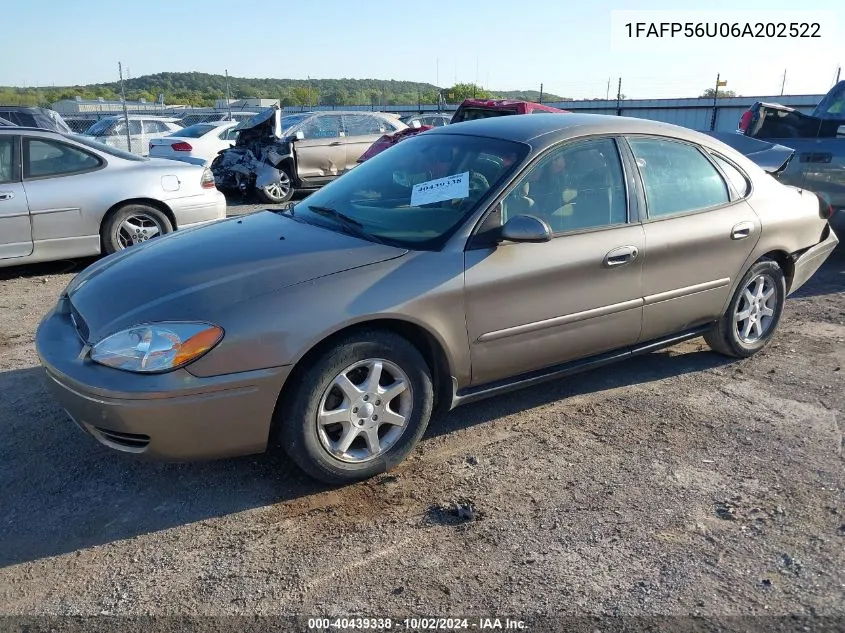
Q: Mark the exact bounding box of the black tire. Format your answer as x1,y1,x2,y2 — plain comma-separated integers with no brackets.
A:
255,166,294,204
277,330,434,485
704,259,786,358
101,204,173,255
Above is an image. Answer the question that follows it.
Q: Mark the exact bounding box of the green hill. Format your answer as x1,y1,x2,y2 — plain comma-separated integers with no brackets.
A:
0,72,569,108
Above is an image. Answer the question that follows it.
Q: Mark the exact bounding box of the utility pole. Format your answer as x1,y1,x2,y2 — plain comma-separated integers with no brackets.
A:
616,77,622,115
606,77,611,101
118,62,131,153
836,66,841,85
436,57,439,87
780,69,787,96
539,83,544,103
710,73,726,131
225,69,232,119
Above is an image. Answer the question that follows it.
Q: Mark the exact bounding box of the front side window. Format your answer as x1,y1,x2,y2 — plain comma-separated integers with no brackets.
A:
300,114,343,139
628,138,730,218
289,133,529,250
502,138,628,233
24,138,101,178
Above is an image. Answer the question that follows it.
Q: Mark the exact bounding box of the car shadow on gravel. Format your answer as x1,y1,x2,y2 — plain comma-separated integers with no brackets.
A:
429,342,734,439
0,257,97,282
0,344,732,568
0,366,328,568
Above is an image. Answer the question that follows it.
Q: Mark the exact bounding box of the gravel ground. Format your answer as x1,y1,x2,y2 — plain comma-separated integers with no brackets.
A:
0,215,843,627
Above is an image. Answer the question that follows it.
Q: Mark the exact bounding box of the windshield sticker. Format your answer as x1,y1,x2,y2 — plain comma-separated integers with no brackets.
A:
410,171,469,206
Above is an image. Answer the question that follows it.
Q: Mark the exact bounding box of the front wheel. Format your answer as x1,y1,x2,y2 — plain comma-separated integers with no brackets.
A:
255,167,294,204
277,331,434,485
705,259,786,358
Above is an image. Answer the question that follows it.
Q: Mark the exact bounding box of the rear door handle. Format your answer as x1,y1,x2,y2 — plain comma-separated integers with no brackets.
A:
603,245,639,268
0,191,15,201
731,221,754,240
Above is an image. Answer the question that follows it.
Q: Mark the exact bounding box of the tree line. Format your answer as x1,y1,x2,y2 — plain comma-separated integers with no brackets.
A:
0,72,567,108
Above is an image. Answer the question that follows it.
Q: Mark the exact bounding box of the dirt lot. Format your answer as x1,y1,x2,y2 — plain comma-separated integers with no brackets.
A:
0,219,843,627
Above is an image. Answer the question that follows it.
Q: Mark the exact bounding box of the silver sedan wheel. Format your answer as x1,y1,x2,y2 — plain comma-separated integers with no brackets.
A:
316,358,413,464
734,273,777,343
117,213,165,249
263,171,292,201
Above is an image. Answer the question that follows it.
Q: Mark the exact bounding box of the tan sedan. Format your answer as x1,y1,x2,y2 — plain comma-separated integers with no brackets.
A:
36,114,838,484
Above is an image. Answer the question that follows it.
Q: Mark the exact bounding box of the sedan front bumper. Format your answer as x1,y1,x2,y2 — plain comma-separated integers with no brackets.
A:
35,304,290,461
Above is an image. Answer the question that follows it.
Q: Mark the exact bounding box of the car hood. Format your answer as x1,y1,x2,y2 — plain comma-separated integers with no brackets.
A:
65,211,408,342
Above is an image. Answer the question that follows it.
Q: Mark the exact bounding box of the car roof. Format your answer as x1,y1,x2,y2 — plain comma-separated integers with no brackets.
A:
426,112,711,146
0,126,60,135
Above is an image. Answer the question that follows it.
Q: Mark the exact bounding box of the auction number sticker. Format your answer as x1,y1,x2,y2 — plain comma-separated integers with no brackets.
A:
410,172,469,207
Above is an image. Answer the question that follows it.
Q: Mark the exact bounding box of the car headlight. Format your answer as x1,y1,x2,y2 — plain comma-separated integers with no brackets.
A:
90,322,224,373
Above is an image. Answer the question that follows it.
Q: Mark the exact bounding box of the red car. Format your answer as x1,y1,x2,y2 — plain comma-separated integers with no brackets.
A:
357,99,568,163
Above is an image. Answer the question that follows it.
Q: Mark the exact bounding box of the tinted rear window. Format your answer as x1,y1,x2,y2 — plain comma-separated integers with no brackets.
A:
452,107,518,123
171,123,218,138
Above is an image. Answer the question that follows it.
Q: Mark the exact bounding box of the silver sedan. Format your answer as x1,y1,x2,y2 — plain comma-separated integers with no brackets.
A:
0,127,226,267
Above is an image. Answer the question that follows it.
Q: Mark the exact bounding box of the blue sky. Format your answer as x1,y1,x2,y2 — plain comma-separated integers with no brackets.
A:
2,0,842,99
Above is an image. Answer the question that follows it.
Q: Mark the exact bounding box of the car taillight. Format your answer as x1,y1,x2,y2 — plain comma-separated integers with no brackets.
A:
171,141,192,151
738,110,753,133
201,167,216,189
819,196,835,220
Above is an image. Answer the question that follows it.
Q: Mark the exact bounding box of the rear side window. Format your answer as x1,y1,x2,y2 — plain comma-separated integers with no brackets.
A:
0,137,15,183
711,154,750,198
24,138,102,178
628,138,730,218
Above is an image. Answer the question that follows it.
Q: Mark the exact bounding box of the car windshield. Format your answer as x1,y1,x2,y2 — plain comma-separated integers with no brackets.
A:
290,132,529,250
171,123,219,138
84,119,116,136
66,134,148,161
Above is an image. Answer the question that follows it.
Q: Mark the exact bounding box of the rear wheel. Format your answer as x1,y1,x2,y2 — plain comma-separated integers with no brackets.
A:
255,167,294,204
705,259,786,358
277,331,434,485
101,204,173,254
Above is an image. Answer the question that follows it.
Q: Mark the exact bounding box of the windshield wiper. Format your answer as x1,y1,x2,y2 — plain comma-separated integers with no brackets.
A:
305,204,383,243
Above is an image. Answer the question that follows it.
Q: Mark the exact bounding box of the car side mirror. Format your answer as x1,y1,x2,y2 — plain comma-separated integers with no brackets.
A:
294,130,305,141
410,120,422,129
499,214,553,243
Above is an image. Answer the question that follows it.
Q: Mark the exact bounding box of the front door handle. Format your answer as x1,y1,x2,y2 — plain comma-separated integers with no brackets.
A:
0,191,15,201
603,245,639,268
731,221,754,240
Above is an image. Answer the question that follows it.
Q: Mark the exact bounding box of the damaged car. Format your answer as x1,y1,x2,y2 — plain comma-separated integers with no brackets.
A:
718,80,845,233
211,107,406,203
357,98,568,163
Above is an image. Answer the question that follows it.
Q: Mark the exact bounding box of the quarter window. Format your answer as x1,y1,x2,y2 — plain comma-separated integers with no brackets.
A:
502,138,628,233
24,138,101,178
629,138,730,218
711,154,750,197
